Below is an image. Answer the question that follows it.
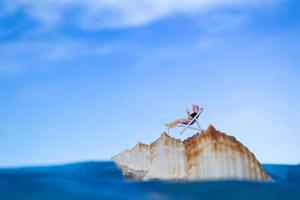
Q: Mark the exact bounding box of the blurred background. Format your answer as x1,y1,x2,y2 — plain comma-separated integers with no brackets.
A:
0,0,299,167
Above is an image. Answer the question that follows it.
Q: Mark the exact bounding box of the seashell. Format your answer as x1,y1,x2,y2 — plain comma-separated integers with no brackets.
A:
112,125,271,181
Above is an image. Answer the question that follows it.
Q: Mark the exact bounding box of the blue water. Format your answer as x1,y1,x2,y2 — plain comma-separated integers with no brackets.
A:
0,162,299,200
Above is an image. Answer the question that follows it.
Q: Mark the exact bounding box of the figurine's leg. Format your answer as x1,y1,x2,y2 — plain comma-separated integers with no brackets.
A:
165,118,185,128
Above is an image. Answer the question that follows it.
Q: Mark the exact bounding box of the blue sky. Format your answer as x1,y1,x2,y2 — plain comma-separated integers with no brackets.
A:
0,0,299,167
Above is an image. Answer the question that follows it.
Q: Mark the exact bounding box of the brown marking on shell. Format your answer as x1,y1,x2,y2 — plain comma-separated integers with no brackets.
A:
183,125,270,180
112,124,271,181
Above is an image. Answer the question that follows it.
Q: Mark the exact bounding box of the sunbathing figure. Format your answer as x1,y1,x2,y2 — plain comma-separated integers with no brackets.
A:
165,104,200,128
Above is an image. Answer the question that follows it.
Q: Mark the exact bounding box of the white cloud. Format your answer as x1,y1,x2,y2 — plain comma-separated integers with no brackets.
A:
0,38,121,75
0,0,280,30
0,0,281,75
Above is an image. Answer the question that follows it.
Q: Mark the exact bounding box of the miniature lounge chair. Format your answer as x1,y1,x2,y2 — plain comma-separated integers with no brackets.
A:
167,107,204,135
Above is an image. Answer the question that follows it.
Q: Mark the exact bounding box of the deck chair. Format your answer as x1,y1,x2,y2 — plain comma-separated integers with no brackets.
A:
167,107,204,135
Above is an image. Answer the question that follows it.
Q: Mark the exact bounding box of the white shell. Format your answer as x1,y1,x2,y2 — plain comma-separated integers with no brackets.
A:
112,125,270,181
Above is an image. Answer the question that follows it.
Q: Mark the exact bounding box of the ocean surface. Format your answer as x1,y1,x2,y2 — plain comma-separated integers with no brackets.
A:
0,161,299,200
